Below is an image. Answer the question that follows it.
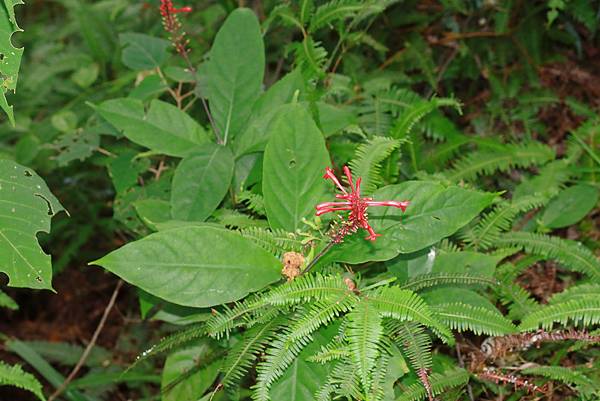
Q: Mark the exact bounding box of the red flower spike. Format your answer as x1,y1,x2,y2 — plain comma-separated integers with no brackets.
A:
159,0,192,57
316,166,409,242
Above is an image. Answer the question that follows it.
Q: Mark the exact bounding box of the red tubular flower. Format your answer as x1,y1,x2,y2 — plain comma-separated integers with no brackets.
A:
159,0,192,57
316,166,409,241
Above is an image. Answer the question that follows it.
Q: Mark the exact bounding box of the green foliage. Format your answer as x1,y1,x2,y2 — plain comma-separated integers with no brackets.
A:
3,2,600,400
0,361,45,401
0,159,65,290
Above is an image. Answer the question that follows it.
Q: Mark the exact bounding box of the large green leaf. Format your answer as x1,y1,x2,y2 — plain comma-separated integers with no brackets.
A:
323,182,496,264
171,143,234,221
94,98,208,157
262,104,330,231
92,226,281,307
161,342,221,401
119,32,170,70
234,69,305,157
540,184,599,229
0,160,64,290
0,0,24,125
206,8,265,144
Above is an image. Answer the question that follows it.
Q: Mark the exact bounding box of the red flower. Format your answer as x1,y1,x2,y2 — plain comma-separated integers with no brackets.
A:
159,0,192,57
316,166,409,241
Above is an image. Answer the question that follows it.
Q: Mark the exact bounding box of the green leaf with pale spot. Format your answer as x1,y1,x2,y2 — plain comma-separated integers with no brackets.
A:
0,0,24,125
0,159,65,290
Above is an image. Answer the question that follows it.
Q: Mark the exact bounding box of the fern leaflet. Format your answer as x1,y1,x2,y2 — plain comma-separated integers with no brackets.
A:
432,303,517,336
349,136,402,194
519,298,600,331
0,361,45,401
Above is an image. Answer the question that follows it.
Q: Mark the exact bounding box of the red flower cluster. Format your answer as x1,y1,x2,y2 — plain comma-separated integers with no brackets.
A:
159,0,192,57
316,166,409,241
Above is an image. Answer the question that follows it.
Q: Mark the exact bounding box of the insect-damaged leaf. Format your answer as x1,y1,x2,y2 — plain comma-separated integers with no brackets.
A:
0,159,65,290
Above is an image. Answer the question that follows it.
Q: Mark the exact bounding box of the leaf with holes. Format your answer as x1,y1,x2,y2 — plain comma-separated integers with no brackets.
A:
0,0,24,125
262,104,330,231
0,160,65,290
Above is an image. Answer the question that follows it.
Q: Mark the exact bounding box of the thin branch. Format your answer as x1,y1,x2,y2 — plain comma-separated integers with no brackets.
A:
47,280,124,401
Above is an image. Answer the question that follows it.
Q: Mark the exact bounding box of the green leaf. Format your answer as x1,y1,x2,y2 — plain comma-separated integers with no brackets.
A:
0,0,24,125
234,69,304,157
170,143,234,221
161,343,221,401
134,199,171,231
207,8,264,144
540,184,599,229
0,361,45,401
92,226,281,307
119,32,170,70
262,104,329,231
94,98,209,157
0,160,65,290
0,288,17,309
270,326,335,400
324,182,496,264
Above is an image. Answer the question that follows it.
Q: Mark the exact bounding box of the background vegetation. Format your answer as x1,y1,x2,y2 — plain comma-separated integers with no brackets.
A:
0,1,599,400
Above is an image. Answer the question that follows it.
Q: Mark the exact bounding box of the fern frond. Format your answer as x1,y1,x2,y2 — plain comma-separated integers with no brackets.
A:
386,321,432,373
368,286,453,344
205,296,268,339
0,289,18,310
287,293,358,342
347,300,384,394
349,136,402,194
396,367,469,401
293,37,327,78
464,195,546,250
0,362,45,401
220,318,283,388
212,208,268,229
239,226,302,257
496,232,600,279
129,324,205,371
432,303,517,336
549,283,600,305
309,0,363,32
446,142,555,182
519,298,600,331
316,359,362,401
238,191,266,216
252,332,313,401
391,96,462,139
521,366,598,395
400,272,498,292
495,281,540,321
309,338,350,363
261,273,350,306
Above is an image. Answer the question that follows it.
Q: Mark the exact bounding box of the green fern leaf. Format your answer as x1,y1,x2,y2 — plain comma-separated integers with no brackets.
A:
368,286,453,343
238,191,266,216
349,136,402,194
494,281,540,321
391,96,462,139
432,303,517,336
548,283,600,305
0,361,45,400
400,272,498,292
347,300,383,394
496,232,600,279
386,321,432,372
521,365,598,395
309,0,363,32
446,142,555,182
293,37,327,78
396,367,469,401
239,227,302,257
129,324,205,371
220,318,283,388
309,338,350,363
205,296,269,339
519,298,600,331
261,273,350,306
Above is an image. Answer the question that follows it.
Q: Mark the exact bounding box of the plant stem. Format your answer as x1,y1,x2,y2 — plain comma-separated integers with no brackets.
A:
301,240,336,275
